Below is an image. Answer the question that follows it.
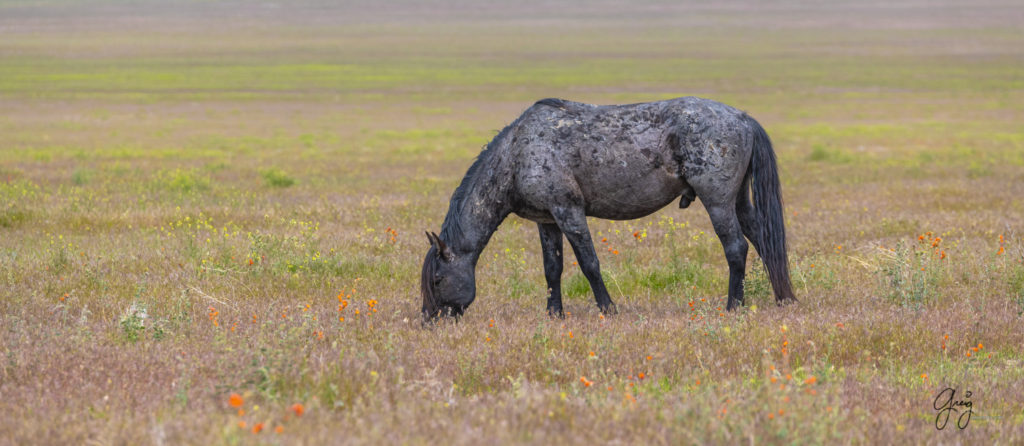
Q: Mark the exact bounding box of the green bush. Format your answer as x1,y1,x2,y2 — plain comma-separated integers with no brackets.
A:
260,167,296,188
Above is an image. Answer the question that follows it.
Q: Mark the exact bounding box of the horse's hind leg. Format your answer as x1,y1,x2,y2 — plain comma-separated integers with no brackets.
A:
706,203,749,311
538,223,565,318
550,206,617,315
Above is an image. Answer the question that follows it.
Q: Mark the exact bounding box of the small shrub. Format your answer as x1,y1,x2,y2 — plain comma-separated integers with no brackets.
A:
876,241,940,308
807,144,852,164
260,167,296,188
744,264,772,303
0,206,30,228
1009,264,1024,316
160,168,211,193
49,246,69,273
71,168,93,185
119,302,148,343
564,273,591,299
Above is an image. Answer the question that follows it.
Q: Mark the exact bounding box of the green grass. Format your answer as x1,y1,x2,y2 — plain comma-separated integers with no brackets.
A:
258,167,296,188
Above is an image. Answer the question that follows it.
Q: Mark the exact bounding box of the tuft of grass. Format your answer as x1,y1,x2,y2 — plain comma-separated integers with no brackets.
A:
157,168,211,193
1009,264,1024,316
0,206,30,227
807,144,853,164
71,168,93,185
119,302,148,343
260,167,296,188
876,241,941,309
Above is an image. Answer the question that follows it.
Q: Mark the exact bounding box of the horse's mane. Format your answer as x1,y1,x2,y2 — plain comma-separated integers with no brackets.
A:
420,246,438,312
438,100,560,242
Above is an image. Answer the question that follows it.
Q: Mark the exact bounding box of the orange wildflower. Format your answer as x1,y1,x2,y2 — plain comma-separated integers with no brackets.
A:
229,393,244,408
638,372,646,380
290,403,305,417
252,423,264,434
275,425,284,434
804,376,816,385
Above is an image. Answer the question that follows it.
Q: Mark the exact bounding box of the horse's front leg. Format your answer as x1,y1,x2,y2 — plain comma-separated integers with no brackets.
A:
551,206,618,315
538,223,565,318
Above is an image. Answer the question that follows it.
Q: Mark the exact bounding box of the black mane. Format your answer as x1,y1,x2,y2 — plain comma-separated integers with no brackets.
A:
438,108,535,243
420,246,438,313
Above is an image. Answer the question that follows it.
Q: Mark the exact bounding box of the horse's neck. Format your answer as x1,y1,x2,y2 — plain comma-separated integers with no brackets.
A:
443,174,512,262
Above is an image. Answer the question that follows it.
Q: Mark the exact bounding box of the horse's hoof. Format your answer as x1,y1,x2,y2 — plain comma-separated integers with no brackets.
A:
600,303,618,315
548,308,565,319
776,296,799,306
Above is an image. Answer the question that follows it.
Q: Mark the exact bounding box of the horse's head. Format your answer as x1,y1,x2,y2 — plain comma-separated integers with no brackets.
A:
421,231,476,321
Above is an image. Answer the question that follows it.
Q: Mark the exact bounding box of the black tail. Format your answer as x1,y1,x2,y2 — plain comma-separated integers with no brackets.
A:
747,117,797,303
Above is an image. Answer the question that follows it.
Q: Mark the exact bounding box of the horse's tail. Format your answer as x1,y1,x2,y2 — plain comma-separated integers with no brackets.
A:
746,116,797,303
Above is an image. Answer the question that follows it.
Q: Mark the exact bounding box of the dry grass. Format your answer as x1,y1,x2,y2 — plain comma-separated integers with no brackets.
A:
1,0,1024,444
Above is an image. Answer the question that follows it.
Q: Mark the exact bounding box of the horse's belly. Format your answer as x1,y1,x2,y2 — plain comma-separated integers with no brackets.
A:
579,165,685,220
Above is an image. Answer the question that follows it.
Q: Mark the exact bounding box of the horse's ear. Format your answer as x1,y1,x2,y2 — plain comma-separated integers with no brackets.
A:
427,231,452,262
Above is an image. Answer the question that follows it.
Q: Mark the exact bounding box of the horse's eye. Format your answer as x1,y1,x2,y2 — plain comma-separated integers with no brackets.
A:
433,275,442,285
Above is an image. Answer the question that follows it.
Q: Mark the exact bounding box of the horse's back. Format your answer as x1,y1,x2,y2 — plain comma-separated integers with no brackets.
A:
508,97,754,221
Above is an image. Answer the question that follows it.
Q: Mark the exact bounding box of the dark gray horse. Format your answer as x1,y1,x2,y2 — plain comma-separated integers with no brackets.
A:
421,96,796,320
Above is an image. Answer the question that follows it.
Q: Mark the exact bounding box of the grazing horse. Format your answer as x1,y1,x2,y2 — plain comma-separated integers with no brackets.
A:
421,96,796,320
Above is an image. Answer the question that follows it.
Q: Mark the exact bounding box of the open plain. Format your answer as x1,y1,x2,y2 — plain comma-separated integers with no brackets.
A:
1,1,1023,444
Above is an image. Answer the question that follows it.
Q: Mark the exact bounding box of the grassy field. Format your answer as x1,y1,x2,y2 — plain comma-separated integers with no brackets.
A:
1,1,1023,444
